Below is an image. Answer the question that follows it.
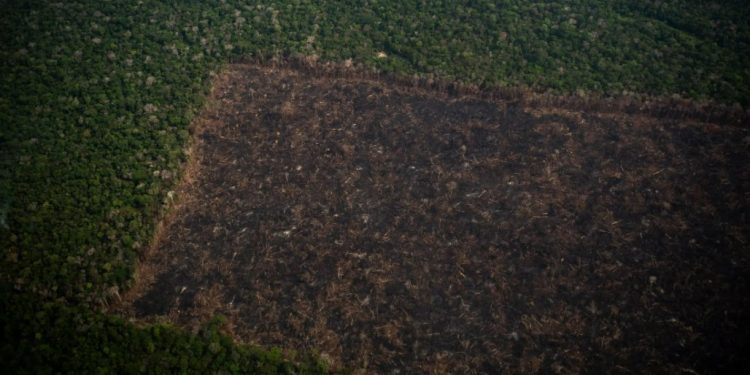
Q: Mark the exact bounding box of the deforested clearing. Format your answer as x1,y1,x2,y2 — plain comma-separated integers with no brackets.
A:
118,64,749,373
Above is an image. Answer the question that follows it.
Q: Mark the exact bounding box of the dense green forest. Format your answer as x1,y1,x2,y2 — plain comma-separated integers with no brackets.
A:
2,0,748,372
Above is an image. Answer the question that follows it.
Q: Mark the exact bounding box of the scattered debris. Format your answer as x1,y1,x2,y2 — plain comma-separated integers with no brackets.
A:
122,64,750,374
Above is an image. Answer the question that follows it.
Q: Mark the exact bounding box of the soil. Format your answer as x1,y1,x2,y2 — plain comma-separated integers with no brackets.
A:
118,64,750,374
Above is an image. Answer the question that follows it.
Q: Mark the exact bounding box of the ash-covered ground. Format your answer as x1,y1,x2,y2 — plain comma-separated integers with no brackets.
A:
120,64,749,374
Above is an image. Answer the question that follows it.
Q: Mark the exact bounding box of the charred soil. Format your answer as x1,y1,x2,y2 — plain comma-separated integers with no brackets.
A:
118,64,750,374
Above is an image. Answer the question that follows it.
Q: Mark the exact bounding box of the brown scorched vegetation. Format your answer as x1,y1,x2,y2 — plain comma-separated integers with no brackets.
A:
117,64,750,374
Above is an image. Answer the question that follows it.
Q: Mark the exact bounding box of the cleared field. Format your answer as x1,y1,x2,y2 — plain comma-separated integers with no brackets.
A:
119,64,749,373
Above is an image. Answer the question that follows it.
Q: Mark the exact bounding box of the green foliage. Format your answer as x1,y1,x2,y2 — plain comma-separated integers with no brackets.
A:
1,286,327,374
0,0,748,372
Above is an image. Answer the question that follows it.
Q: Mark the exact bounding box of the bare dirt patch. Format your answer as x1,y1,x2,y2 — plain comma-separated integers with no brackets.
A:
118,64,750,374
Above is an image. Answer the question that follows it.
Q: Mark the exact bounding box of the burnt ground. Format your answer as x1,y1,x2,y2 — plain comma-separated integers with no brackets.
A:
119,64,750,374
